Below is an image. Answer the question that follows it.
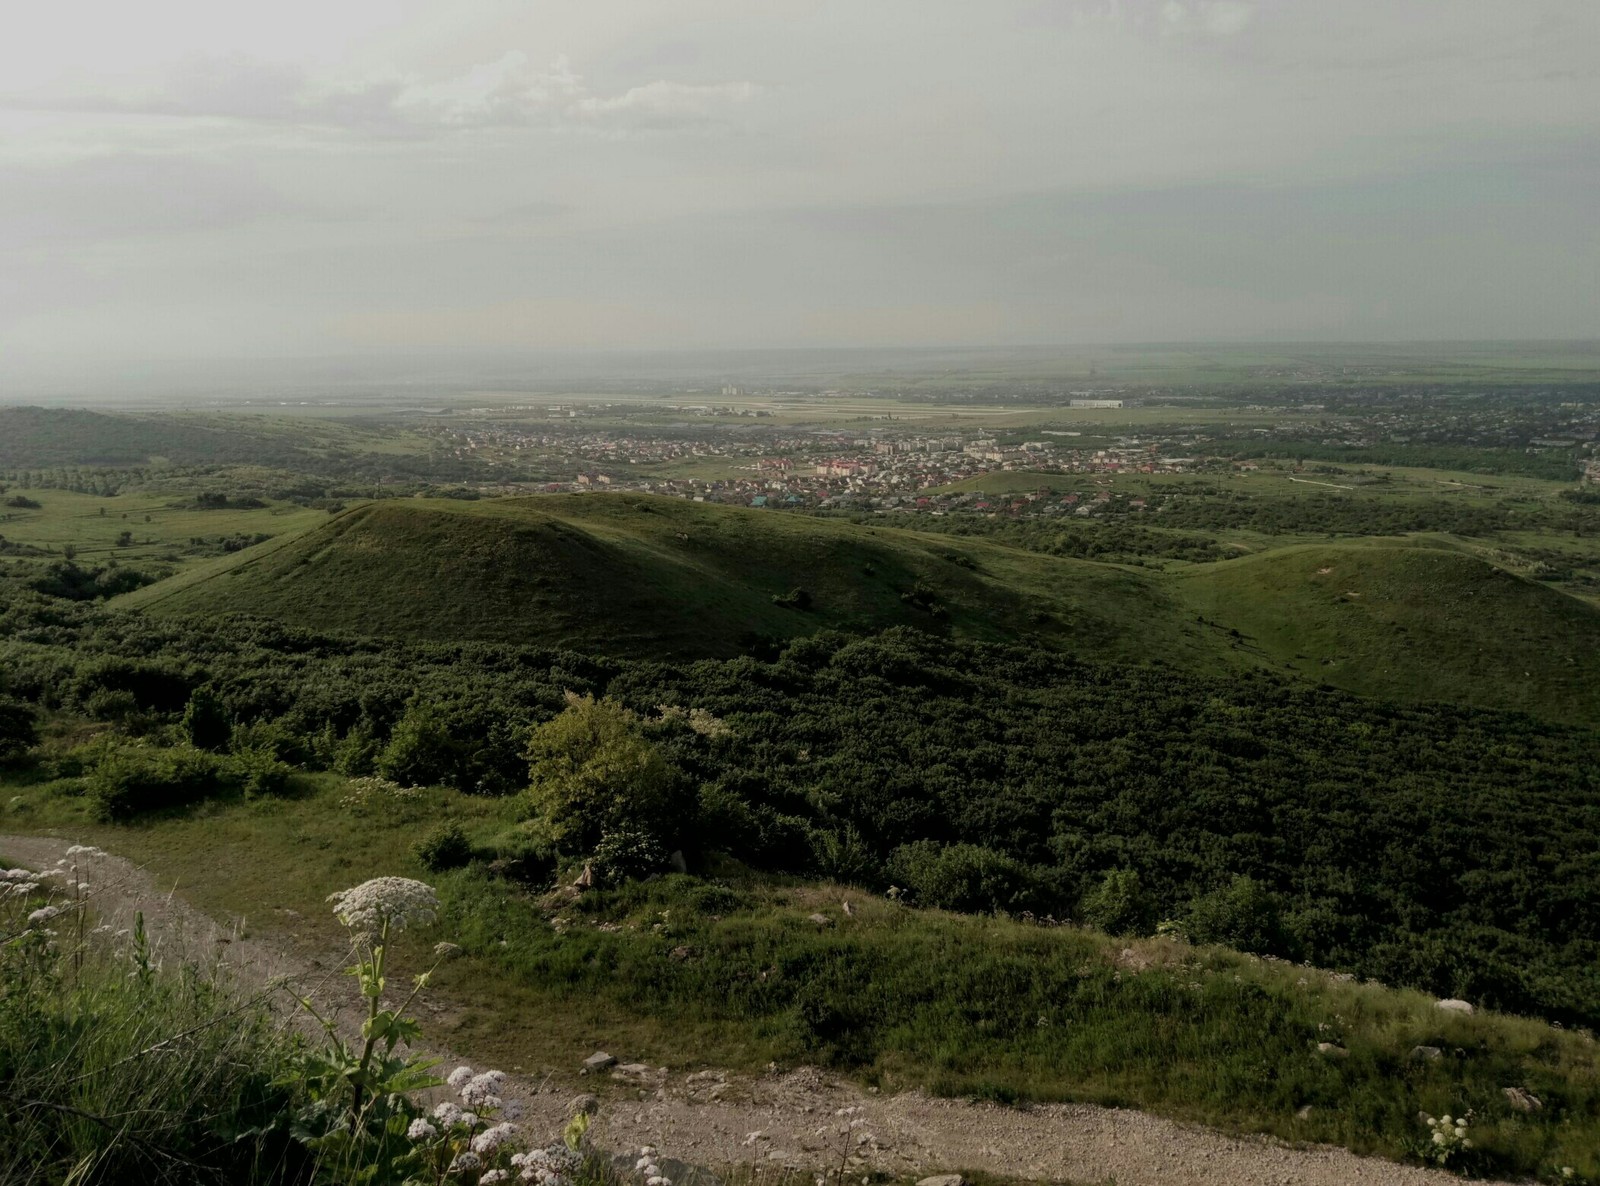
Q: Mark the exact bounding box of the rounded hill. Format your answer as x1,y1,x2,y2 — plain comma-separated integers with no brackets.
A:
1177,541,1600,725
120,494,1202,661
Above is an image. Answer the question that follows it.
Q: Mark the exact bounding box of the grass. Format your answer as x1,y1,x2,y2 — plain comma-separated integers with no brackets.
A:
0,486,330,572
5,773,1600,1181
119,494,1209,664
1175,540,1600,725
112,490,1600,724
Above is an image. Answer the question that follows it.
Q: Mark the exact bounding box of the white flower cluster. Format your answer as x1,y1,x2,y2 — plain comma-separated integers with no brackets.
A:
327,877,439,936
635,1144,673,1186
509,1144,580,1186
1,867,40,898
1422,1112,1473,1165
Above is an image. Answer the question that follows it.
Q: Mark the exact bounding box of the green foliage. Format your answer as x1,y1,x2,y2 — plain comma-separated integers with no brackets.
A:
1184,875,1289,955
232,745,294,798
413,821,473,872
887,840,1039,914
182,686,233,751
524,694,680,853
1080,869,1155,937
589,825,667,885
0,694,38,766
86,744,235,821
0,903,306,1184
377,701,456,789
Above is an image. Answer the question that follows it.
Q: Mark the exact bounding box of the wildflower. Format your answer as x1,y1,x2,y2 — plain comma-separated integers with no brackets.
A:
27,905,65,926
433,1101,463,1127
448,1065,475,1089
326,876,438,937
407,1118,438,1142
1,881,39,897
448,1151,482,1173
64,845,105,859
472,1122,517,1154
648,1178,672,1186
482,1173,510,1185
1,867,37,882
462,1069,507,1108
640,1147,658,1157
460,1112,479,1129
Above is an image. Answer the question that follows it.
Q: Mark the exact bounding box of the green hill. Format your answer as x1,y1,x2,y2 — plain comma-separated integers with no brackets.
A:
1177,541,1600,725
121,494,1206,662
120,496,1600,723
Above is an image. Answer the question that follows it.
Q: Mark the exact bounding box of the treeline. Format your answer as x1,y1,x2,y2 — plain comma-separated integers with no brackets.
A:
3,583,1600,1024
1216,438,1580,482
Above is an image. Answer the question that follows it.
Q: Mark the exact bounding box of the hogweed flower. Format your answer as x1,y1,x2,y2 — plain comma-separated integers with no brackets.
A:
407,1118,438,1142
326,876,438,937
448,1065,475,1089
472,1121,518,1154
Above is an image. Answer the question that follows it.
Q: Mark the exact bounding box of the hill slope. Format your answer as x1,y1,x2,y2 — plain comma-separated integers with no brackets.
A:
121,494,1206,661
1178,541,1600,724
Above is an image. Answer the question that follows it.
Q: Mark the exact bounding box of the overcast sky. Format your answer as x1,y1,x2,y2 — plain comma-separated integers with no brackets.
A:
1,0,1596,376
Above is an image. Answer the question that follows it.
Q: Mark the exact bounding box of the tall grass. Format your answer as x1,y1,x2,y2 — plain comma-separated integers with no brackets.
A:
0,872,307,1184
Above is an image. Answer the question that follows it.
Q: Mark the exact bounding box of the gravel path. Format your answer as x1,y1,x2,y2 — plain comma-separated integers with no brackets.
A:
1,834,1494,1186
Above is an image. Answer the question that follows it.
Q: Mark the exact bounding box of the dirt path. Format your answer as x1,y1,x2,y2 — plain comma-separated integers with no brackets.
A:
1,834,1487,1186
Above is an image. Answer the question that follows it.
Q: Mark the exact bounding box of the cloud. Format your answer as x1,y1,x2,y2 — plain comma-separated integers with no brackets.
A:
1159,1,1255,36
1,50,758,135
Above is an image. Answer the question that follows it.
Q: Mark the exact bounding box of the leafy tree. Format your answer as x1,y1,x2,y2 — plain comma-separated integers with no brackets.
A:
376,701,455,788
0,695,38,766
1185,874,1290,955
1080,868,1154,937
181,687,233,752
888,840,1038,914
524,693,678,853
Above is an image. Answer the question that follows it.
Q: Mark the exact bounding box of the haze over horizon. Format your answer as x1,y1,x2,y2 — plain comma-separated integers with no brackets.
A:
3,0,1597,386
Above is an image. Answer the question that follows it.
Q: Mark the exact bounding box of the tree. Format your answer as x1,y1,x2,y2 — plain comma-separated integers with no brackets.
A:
524,693,678,853
181,687,233,752
0,696,39,767
1080,868,1155,937
376,702,456,788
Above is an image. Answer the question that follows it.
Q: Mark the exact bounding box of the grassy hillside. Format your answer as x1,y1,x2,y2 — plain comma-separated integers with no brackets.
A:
122,494,1207,662
117,494,1600,723
1179,541,1600,725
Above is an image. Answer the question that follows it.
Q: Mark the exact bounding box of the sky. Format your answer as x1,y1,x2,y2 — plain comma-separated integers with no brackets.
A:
1,0,1596,380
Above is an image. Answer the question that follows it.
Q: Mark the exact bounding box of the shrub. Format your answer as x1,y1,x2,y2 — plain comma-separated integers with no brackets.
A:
180,687,232,752
589,826,667,885
1080,868,1155,937
414,821,474,872
1184,874,1290,956
0,695,38,766
333,721,382,776
887,840,1039,914
229,745,293,798
87,745,235,821
524,693,682,852
377,701,456,788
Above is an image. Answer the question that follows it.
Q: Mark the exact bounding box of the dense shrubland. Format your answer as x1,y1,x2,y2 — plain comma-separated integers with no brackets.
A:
4,580,1600,1027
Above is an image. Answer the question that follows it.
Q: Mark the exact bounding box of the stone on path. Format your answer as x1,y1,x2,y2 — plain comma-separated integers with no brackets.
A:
583,1051,616,1072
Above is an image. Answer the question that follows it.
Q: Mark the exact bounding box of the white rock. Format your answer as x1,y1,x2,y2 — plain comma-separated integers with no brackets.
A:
583,1051,617,1071
1436,998,1474,1015
917,1176,965,1186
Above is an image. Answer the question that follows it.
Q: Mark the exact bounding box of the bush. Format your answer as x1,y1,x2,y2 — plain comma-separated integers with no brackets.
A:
181,687,232,751
414,821,474,872
589,826,667,885
1080,868,1155,937
524,693,682,852
229,745,293,799
377,701,455,788
87,746,235,821
1184,874,1290,955
0,695,38,766
887,840,1039,914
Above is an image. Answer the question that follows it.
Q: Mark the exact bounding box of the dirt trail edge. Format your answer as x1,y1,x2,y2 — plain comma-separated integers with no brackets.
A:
1,834,1485,1186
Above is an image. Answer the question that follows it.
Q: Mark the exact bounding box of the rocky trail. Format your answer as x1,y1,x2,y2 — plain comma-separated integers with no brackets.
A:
1,834,1488,1186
